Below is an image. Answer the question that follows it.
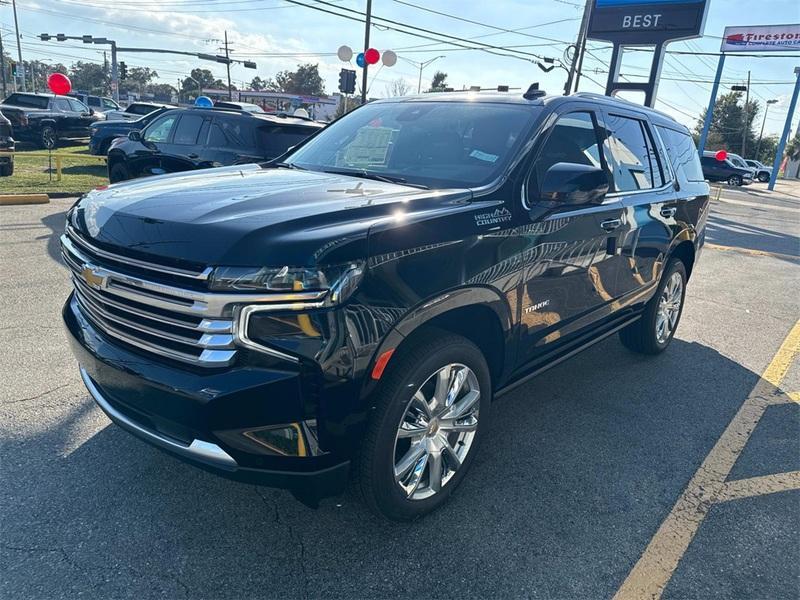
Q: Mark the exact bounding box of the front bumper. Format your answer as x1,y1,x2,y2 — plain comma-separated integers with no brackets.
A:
64,294,350,501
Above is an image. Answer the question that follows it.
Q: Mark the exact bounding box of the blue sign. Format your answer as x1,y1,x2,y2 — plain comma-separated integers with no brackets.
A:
588,0,709,44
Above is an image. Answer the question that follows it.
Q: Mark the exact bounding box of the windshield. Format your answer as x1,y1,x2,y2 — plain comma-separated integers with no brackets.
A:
286,101,539,189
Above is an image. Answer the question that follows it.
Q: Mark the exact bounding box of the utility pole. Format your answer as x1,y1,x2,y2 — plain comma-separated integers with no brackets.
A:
361,0,372,104
565,0,591,95
12,0,25,91
741,70,751,157
224,31,232,100
755,98,778,160
0,27,7,98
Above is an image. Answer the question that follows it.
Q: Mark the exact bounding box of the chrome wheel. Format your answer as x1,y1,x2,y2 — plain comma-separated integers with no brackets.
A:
41,127,56,150
656,271,683,344
393,363,480,501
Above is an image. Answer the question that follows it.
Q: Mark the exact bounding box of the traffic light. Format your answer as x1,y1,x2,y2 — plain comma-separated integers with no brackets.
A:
56,33,67,41
10,62,16,77
119,62,127,80
39,33,51,41
338,68,356,95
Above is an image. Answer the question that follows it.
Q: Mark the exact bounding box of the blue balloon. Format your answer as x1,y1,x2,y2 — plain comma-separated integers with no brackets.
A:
195,95,213,108
356,52,366,68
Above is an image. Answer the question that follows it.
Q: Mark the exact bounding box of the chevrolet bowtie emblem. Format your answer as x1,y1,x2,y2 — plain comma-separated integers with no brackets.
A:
81,265,107,290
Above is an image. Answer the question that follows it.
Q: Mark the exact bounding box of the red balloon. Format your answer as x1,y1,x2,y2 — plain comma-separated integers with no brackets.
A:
47,72,72,95
715,149,728,162
364,48,380,65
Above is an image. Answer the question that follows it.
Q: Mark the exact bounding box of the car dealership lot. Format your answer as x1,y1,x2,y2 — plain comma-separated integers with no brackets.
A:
1,186,798,599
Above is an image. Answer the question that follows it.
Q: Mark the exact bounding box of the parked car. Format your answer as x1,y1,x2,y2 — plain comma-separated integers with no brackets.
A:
213,100,265,113
701,152,754,186
62,89,708,520
724,152,757,179
88,106,173,155
0,111,14,176
745,159,772,182
0,92,103,148
68,92,120,114
106,107,324,182
104,102,176,121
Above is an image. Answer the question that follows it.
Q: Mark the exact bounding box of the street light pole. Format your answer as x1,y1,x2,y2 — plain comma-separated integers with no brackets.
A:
361,0,372,104
741,70,751,157
11,0,25,91
755,98,778,161
224,30,232,100
400,56,445,93
0,28,7,98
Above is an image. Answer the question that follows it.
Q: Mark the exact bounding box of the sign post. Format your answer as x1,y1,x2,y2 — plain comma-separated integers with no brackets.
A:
587,0,709,107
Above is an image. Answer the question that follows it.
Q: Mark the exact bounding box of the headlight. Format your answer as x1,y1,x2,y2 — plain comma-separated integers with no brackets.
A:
210,262,365,305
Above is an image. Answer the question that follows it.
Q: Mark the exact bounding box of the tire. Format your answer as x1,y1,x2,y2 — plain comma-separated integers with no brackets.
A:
619,259,687,355
0,161,12,177
356,329,491,521
39,126,57,150
98,139,112,156
109,161,130,183
758,172,769,183
727,174,742,186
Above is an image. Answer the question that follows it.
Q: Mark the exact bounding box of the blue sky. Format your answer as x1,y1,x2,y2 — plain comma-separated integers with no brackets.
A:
2,0,798,136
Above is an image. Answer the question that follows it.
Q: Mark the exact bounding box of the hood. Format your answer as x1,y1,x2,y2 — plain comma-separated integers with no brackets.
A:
92,118,140,131
72,165,472,267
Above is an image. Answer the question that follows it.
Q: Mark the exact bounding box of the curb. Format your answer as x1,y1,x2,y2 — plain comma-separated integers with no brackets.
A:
0,193,50,205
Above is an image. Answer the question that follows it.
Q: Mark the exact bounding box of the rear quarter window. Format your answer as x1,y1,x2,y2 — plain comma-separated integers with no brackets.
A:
3,94,49,109
256,125,318,158
657,126,704,183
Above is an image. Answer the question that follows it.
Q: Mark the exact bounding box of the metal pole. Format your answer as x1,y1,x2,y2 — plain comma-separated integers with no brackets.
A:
224,31,232,100
418,65,423,94
11,0,25,92
573,0,594,93
565,0,591,95
110,42,119,102
361,0,372,104
0,28,6,98
698,53,726,155
755,100,775,160
741,70,750,157
767,68,800,191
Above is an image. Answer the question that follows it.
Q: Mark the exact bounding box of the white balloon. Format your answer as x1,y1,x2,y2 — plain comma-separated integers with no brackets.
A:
337,45,353,62
382,50,397,67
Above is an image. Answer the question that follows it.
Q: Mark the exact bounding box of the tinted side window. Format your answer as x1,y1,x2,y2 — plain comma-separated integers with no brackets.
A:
657,126,704,182
5,94,49,109
605,114,663,192
130,104,154,115
173,115,204,145
256,125,316,158
87,97,101,108
53,98,72,112
212,117,256,148
532,111,607,194
68,99,88,112
144,114,177,143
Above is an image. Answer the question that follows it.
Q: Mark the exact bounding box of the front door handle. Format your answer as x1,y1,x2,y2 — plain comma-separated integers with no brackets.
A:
187,153,199,159
601,218,622,232
660,206,677,218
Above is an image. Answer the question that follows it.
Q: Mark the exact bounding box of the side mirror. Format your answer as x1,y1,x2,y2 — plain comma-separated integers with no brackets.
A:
539,162,609,205
128,130,142,142
88,108,95,115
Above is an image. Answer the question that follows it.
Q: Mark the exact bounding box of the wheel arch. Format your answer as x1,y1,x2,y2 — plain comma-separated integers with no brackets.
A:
359,286,513,403
668,232,697,280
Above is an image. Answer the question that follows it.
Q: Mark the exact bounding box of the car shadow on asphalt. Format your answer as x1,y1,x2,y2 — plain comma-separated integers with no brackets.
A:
40,208,69,269
706,215,800,262
1,337,768,598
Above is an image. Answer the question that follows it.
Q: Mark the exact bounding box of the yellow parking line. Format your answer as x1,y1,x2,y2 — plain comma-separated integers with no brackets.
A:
716,471,800,503
786,391,800,404
704,243,798,261
613,320,800,600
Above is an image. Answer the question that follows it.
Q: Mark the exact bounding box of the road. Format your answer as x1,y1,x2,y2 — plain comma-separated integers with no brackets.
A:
1,182,798,599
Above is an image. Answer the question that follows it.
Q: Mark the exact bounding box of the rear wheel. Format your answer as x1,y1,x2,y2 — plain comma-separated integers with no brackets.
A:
109,161,130,183
0,161,12,176
727,174,742,186
620,259,687,355
758,172,769,183
357,330,491,521
39,126,57,150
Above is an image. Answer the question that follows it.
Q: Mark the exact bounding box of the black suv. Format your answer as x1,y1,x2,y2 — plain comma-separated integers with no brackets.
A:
106,107,324,182
0,92,103,148
62,90,708,520
0,111,14,176
700,152,754,186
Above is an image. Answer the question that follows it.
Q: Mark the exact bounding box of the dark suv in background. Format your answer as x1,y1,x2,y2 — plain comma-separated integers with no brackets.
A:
63,90,708,520
0,92,103,148
106,107,324,182
700,152,754,186
89,106,173,155
0,111,14,176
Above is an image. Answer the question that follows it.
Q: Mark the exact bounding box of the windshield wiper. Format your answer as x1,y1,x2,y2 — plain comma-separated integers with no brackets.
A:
321,168,429,190
271,162,307,171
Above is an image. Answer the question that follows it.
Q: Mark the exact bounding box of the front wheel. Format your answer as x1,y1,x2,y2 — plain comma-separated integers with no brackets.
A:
758,172,769,183
108,161,130,183
727,174,742,186
620,259,687,355
357,330,491,521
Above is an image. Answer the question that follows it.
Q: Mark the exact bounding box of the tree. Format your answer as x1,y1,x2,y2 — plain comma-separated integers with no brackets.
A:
755,135,778,166
146,83,177,102
69,61,108,94
693,91,759,157
249,76,268,91
272,63,325,96
427,71,449,93
120,66,158,96
180,68,225,99
385,78,411,98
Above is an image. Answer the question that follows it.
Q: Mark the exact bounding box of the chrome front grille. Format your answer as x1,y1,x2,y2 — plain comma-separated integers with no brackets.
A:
62,227,328,367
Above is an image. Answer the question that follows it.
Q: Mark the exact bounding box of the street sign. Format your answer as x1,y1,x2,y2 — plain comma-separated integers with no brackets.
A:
721,24,800,53
588,0,709,45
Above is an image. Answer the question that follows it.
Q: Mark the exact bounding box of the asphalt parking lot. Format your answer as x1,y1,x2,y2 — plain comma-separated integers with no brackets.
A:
1,182,798,599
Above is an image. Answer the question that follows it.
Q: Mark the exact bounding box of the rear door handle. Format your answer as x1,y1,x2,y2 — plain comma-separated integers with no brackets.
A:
187,153,199,159
601,218,622,232
660,207,677,218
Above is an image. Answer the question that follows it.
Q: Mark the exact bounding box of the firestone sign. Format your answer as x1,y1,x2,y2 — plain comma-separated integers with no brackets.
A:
721,24,800,53
588,0,710,45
